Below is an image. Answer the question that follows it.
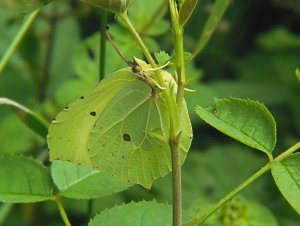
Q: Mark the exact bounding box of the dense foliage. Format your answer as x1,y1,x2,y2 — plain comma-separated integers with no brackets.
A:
0,0,299,225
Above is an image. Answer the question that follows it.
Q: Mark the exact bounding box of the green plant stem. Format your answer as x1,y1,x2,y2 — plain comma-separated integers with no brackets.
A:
0,9,40,74
39,5,58,101
119,13,156,68
187,140,300,226
99,10,107,80
168,1,186,225
274,140,300,162
192,163,271,225
120,9,184,226
55,197,72,226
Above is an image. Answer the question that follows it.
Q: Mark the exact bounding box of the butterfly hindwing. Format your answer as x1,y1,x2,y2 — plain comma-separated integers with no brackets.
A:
48,67,192,188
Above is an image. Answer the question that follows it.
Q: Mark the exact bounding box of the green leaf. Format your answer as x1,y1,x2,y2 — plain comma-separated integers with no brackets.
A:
0,98,48,138
193,0,230,56
48,68,192,189
51,160,131,199
0,156,54,202
80,0,135,14
271,153,300,215
196,98,276,158
257,27,300,51
154,51,171,66
88,200,190,226
179,0,198,27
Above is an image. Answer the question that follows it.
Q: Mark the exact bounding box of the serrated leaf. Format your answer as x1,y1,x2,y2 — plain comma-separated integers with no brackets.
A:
51,160,131,199
183,52,193,66
193,0,230,56
196,98,276,158
88,200,190,226
0,156,54,202
80,0,135,14
48,68,192,189
271,153,300,215
179,0,198,27
154,51,171,66
0,98,48,138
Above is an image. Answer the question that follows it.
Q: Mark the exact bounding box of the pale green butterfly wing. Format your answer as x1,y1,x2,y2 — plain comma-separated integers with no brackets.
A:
88,82,170,188
88,73,192,188
48,68,192,188
48,69,136,166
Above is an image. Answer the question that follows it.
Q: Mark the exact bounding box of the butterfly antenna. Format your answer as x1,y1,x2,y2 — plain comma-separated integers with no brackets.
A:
105,25,132,67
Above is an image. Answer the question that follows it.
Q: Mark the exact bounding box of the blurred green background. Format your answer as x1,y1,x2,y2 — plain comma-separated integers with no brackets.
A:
0,0,299,225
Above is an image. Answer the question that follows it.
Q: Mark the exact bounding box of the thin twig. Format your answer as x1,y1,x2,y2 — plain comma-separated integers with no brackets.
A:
39,5,58,101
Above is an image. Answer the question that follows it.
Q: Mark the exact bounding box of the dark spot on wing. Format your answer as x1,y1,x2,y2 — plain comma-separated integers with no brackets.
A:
122,155,125,159
80,96,84,99
90,111,96,116
65,106,69,109
87,47,95,60
123,134,131,141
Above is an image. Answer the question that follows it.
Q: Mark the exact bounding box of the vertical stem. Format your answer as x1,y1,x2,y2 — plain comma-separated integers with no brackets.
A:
99,10,108,80
0,9,40,74
39,5,58,101
119,10,184,226
168,1,186,225
55,197,72,226
170,136,182,226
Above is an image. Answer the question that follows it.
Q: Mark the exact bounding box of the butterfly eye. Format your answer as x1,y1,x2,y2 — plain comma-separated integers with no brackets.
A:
132,65,142,73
